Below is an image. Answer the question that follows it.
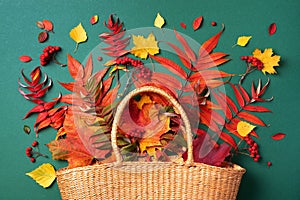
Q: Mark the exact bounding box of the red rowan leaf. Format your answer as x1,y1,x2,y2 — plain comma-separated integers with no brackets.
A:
150,55,187,79
238,84,250,102
165,42,192,70
174,30,196,61
100,84,120,107
58,82,75,92
230,83,244,107
271,133,286,140
35,112,49,125
38,32,48,43
220,132,237,149
196,52,228,64
194,58,229,70
243,105,271,112
237,112,266,126
19,55,32,63
250,130,259,138
192,16,203,31
188,70,232,81
268,23,277,35
211,90,232,120
36,118,51,132
151,72,182,90
30,67,42,84
23,105,45,119
83,54,93,83
67,54,84,80
219,91,238,115
180,22,187,29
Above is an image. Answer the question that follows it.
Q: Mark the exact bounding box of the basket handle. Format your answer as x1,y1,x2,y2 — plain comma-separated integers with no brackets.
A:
111,86,194,166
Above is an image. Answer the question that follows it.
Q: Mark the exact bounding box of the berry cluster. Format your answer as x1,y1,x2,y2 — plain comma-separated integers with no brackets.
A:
240,56,264,70
115,56,144,67
25,140,48,163
136,67,152,80
40,46,61,66
245,135,261,162
126,128,145,140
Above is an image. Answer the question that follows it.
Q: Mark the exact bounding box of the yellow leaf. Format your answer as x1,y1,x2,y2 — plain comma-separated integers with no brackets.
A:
252,48,280,74
136,95,153,110
131,33,159,59
26,163,56,188
237,121,256,137
154,13,165,28
69,23,88,52
236,36,252,47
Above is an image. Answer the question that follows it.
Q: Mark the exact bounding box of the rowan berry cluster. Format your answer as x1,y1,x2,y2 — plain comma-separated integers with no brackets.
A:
115,56,144,67
135,66,152,80
25,140,48,163
40,46,62,66
240,56,264,70
245,135,261,162
127,128,145,140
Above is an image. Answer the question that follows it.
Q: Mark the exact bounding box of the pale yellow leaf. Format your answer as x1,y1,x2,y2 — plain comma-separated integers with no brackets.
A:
154,13,165,28
237,121,256,137
131,33,159,59
252,48,281,74
236,36,252,47
69,23,88,52
26,163,56,188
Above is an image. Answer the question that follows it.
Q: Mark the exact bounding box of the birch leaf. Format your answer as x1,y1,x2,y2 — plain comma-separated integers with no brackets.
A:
69,23,88,52
154,13,165,28
237,121,256,137
235,36,252,47
26,163,56,188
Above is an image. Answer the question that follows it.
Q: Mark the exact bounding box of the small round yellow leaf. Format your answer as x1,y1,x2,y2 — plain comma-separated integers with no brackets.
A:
237,121,256,137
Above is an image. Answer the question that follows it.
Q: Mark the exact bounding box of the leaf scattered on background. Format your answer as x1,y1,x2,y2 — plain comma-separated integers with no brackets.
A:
90,15,99,25
38,32,48,43
154,13,165,28
42,20,54,32
26,163,56,188
252,48,280,74
23,125,31,134
180,22,186,29
69,23,88,52
36,21,44,29
237,121,256,137
271,133,286,140
192,16,203,31
268,23,277,35
19,55,32,63
131,33,159,59
234,36,252,47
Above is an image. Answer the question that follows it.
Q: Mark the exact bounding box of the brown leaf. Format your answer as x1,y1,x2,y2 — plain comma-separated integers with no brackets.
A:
192,16,203,31
19,55,32,63
42,20,53,32
271,133,286,140
38,32,48,43
268,23,277,35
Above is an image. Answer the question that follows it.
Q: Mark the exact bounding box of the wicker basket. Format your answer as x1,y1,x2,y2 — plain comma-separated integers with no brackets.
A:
56,86,246,200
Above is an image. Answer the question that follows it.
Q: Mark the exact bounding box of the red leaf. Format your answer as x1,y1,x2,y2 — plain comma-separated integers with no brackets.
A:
38,32,48,43
220,132,237,149
230,84,244,107
192,16,203,31
150,55,187,79
196,52,228,64
67,54,84,80
180,22,187,29
238,85,250,102
165,42,192,70
23,105,45,119
271,133,286,140
36,117,51,133
198,25,224,58
174,30,196,61
243,105,271,112
151,72,182,90
59,82,75,92
194,58,229,70
35,112,49,125
30,67,42,85
219,91,238,115
268,23,277,35
237,112,266,126
188,70,232,81
211,90,232,120
100,84,120,107
42,20,53,32
19,55,32,63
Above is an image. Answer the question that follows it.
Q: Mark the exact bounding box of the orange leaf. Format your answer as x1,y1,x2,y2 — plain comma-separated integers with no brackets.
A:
42,20,53,32
271,133,286,140
237,112,266,126
19,55,32,63
83,54,93,83
67,54,84,80
174,30,196,61
192,16,203,31
220,132,237,149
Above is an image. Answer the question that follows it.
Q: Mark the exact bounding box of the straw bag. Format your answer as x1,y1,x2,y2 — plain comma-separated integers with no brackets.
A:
56,86,246,200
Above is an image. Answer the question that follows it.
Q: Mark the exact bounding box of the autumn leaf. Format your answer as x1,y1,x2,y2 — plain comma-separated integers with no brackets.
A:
180,22,187,29
42,20,54,32
154,13,165,28
271,133,286,140
131,33,159,59
237,121,256,137
90,15,98,25
19,55,32,63
26,163,56,188
192,16,203,31
136,95,153,110
268,23,277,35
69,23,88,52
252,48,280,74
234,36,252,47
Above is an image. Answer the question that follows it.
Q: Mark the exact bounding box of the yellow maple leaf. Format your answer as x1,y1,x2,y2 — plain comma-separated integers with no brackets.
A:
154,13,165,28
252,48,280,74
237,121,256,137
26,163,56,188
69,23,88,52
131,33,160,59
136,95,153,110
236,36,252,47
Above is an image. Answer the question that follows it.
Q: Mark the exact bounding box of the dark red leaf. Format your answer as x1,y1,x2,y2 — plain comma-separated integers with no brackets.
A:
268,23,277,35
150,55,187,79
271,133,286,140
19,55,32,63
237,112,266,126
243,105,271,112
30,67,42,86
192,16,203,31
174,30,196,61
180,22,187,29
220,132,237,149
38,32,48,43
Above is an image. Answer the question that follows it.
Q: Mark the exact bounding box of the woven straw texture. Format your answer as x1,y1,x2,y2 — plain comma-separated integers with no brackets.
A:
56,86,246,200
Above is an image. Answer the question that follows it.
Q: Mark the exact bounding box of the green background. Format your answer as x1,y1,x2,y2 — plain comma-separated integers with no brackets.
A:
0,0,299,199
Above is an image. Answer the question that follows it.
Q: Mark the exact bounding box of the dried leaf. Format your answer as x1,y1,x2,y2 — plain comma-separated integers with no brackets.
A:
237,121,256,137
154,13,165,28
26,163,56,188
36,21,44,29
180,22,187,29
235,36,252,47
69,23,88,52
174,30,196,61
42,20,53,32
237,112,266,126
131,33,159,59
90,15,99,25
252,48,280,74
271,133,286,140
38,32,48,43
67,54,84,80
268,23,277,35
23,125,31,134
19,55,32,63
193,16,203,31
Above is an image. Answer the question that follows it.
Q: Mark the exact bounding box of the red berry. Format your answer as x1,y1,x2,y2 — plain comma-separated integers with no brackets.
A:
267,161,272,167
253,157,259,162
30,157,36,163
26,147,32,152
211,21,217,26
32,140,38,147
26,151,32,157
